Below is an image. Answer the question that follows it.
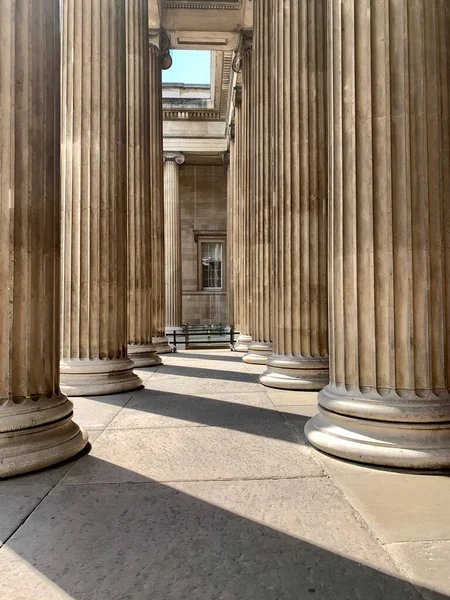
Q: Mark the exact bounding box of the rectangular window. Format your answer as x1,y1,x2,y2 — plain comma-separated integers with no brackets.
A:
201,242,223,290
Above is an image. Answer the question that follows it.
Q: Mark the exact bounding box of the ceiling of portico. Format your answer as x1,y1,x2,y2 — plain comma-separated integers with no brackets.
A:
149,0,252,50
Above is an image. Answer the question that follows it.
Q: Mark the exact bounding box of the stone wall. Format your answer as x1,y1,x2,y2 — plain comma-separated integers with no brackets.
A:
180,164,228,325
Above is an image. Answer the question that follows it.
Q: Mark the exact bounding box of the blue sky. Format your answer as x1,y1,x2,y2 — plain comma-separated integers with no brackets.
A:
162,50,211,85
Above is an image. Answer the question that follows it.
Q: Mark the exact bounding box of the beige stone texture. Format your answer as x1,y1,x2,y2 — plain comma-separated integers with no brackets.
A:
243,0,273,366
0,0,86,478
150,43,172,354
260,0,329,390
233,35,253,352
180,164,228,325
164,152,185,328
60,0,141,396
126,0,161,368
306,0,450,469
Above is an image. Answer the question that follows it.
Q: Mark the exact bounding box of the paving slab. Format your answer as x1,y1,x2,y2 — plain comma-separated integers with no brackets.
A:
0,485,52,543
108,389,280,430
0,545,72,600
5,480,423,600
265,390,319,406
157,357,250,373
278,405,319,418
315,457,450,544
62,424,324,484
143,371,262,394
387,541,450,600
71,393,133,431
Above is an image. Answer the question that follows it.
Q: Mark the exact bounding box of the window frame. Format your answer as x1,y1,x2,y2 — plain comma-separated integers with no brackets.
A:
194,230,226,293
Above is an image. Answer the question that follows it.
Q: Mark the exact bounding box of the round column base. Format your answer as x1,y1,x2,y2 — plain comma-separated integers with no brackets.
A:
60,358,142,396
128,344,162,368
153,337,174,354
243,341,273,365
259,354,329,390
305,406,450,470
0,412,88,479
234,334,252,353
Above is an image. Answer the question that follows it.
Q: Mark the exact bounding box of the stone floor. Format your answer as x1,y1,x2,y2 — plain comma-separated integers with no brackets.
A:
1,350,449,600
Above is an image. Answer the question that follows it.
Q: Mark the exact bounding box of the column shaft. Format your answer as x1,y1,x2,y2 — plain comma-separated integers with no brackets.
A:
150,44,172,354
231,100,242,337
163,153,185,330
306,0,450,468
0,0,86,477
126,0,161,367
260,0,329,389
61,0,141,395
243,0,274,365
234,40,253,352
225,149,235,336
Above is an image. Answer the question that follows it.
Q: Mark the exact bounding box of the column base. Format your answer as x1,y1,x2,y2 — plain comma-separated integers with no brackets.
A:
60,358,142,396
305,384,450,469
152,336,174,354
234,334,252,353
305,407,450,470
127,344,162,367
259,354,329,390
0,398,88,478
243,341,273,364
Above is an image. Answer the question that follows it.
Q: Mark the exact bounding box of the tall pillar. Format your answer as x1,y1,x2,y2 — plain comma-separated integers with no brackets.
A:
150,37,172,354
306,0,450,468
126,0,161,367
260,0,329,389
230,95,242,339
61,0,141,395
0,0,86,477
163,152,185,331
243,0,273,365
233,33,253,353
224,150,234,334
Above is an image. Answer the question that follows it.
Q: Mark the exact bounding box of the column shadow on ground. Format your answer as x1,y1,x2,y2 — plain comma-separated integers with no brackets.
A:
146,363,260,384
4,456,445,600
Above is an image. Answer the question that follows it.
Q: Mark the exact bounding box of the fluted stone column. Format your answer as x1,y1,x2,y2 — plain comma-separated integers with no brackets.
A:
163,152,185,331
150,41,172,354
233,33,253,352
260,0,329,389
306,0,450,469
126,0,161,367
61,0,141,396
243,0,273,365
0,1,87,477
224,149,235,336
230,98,242,340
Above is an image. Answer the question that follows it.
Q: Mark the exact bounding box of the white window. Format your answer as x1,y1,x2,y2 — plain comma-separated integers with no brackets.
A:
201,242,223,290
194,230,226,292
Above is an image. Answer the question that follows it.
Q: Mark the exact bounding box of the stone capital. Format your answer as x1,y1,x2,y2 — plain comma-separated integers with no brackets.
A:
163,152,185,165
232,29,253,73
149,28,172,69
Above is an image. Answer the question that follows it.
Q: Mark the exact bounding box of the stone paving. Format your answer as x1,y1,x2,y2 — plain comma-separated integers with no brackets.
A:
1,350,449,600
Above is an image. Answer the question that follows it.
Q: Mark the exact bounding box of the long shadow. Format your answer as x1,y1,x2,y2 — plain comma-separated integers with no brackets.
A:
104,389,310,443
170,351,245,363
143,363,260,384
4,456,445,600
